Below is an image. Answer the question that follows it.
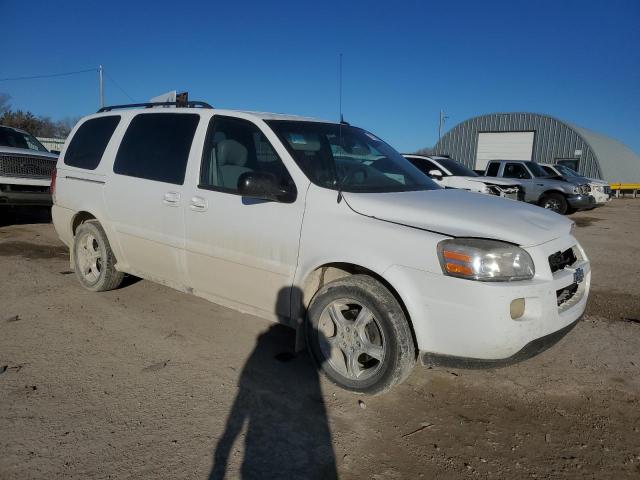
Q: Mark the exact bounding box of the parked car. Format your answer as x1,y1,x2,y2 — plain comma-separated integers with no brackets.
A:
483,160,595,215
403,154,522,200
0,125,57,208
52,102,590,394
539,163,611,206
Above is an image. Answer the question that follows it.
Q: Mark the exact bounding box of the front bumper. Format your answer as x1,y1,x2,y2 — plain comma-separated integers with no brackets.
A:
421,316,580,368
566,194,596,210
384,235,590,361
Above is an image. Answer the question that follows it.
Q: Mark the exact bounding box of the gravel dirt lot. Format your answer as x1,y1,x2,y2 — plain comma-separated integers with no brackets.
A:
1,200,639,479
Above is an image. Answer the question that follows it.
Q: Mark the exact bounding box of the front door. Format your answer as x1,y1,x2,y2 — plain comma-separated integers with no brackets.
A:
105,112,200,286
184,115,305,322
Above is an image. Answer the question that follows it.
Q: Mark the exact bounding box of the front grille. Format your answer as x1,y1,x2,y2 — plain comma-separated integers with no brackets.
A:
0,154,56,179
548,247,577,273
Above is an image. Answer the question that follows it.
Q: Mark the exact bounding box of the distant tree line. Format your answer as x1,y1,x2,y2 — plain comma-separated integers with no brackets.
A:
0,92,77,138
414,146,433,155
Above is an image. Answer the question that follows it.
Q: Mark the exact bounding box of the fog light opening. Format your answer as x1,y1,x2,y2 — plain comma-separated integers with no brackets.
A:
510,298,526,320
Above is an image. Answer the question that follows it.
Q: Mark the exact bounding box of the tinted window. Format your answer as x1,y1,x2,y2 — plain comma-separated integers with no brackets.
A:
485,162,500,177
406,157,441,175
267,121,439,193
504,163,531,179
64,116,121,169
541,165,556,176
114,113,199,185
200,116,295,193
436,158,478,177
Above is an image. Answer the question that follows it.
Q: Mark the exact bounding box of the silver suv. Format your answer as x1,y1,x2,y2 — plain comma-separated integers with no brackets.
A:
0,125,57,208
483,160,595,215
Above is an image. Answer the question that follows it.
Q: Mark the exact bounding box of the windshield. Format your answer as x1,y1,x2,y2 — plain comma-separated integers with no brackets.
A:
435,158,478,177
524,161,550,178
0,126,49,152
554,164,583,177
266,121,440,193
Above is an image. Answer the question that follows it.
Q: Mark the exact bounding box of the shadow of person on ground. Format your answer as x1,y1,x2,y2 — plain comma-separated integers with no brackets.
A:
210,288,337,480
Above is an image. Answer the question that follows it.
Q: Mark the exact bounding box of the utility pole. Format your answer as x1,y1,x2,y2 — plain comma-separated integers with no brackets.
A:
438,110,449,142
98,65,104,109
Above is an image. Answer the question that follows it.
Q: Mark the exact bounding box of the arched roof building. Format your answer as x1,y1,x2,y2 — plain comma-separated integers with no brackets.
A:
433,113,640,182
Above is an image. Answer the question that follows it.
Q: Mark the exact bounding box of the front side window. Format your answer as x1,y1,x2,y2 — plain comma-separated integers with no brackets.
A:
504,163,531,179
485,162,500,177
0,126,48,153
65,116,121,169
406,157,442,176
267,121,438,193
435,158,478,177
114,113,199,185
200,116,295,193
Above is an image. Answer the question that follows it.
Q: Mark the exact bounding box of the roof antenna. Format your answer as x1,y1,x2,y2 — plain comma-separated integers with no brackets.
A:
338,53,344,123
337,52,345,203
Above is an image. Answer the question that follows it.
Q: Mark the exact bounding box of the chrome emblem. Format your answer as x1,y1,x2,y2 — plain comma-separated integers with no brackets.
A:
573,267,584,284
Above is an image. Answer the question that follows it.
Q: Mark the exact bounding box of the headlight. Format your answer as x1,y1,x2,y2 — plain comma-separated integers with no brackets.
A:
437,238,535,282
573,185,580,194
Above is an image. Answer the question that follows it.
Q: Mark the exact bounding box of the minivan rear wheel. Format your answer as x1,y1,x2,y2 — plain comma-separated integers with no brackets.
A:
73,221,124,292
539,192,568,215
306,275,416,395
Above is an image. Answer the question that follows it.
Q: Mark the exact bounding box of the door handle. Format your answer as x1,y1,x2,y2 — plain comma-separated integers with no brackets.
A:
163,191,181,206
190,196,208,212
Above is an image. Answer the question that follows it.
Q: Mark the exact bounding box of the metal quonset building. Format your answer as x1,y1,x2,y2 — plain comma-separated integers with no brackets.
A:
433,112,640,183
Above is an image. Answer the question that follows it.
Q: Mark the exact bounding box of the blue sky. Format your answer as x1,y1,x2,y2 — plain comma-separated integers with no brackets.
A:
2,0,639,153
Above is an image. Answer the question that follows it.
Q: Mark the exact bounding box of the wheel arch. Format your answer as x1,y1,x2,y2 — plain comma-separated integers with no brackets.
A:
298,262,418,352
71,210,98,235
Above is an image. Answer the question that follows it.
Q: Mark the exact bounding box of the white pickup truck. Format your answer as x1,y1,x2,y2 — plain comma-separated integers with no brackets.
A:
0,125,57,208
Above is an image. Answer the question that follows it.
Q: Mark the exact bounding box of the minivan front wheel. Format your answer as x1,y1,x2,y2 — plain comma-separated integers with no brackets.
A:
306,275,416,395
73,221,124,292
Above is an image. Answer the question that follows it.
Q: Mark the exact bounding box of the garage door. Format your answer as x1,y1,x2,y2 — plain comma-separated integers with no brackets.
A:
475,132,534,170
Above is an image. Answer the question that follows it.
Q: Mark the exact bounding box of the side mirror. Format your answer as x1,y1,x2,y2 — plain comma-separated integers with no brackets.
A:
237,172,296,203
428,169,443,180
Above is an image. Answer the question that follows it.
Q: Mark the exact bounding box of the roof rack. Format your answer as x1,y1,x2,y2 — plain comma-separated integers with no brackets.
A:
97,101,213,113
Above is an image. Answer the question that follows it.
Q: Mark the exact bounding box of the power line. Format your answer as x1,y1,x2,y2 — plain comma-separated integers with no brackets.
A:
104,71,136,102
0,68,97,82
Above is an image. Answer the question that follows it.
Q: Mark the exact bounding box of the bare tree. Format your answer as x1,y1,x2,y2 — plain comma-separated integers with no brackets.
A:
0,93,10,114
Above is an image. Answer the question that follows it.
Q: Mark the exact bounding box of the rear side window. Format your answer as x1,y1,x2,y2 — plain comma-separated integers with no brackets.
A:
114,113,199,185
64,116,121,170
485,162,500,177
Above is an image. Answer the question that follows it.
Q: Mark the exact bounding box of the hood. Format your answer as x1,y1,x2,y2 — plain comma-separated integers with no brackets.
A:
587,178,608,186
463,176,521,187
0,146,58,160
343,188,573,247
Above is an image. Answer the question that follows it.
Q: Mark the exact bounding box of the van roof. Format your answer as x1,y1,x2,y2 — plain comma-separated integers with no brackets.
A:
94,102,333,124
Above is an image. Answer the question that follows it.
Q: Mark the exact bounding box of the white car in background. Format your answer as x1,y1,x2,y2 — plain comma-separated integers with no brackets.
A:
404,154,522,200
539,163,611,206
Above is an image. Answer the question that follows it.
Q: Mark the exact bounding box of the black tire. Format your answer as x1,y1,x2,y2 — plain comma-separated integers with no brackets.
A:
306,275,416,395
539,192,568,215
73,220,124,292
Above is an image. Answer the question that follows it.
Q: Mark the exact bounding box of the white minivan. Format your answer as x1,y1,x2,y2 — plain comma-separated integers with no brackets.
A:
52,102,590,394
